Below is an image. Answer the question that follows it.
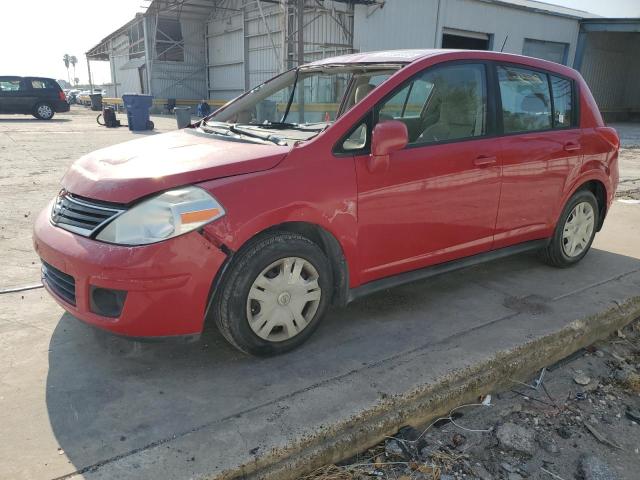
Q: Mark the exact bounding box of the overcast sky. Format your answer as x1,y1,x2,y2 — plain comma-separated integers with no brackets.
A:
0,0,638,87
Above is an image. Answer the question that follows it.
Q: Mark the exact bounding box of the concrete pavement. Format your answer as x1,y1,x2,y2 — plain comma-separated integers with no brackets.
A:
1,109,639,479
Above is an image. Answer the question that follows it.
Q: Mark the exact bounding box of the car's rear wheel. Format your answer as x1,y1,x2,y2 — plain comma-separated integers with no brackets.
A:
539,189,599,267
33,103,54,120
213,232,333,356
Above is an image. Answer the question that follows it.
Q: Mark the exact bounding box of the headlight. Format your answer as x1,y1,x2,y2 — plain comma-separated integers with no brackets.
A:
96,186,225,245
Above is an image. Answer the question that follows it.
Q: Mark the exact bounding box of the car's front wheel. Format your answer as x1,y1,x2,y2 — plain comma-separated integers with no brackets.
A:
213,232,333,356
33,103,55,120
540,189,599,267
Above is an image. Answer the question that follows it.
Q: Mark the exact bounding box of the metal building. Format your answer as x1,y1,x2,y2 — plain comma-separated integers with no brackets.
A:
86,0,639,120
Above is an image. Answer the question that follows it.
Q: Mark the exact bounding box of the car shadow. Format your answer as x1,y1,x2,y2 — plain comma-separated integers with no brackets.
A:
0,117,72,123
44,248,640,474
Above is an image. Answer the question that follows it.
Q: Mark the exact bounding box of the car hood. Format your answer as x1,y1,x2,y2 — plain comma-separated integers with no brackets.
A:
62,129,289,204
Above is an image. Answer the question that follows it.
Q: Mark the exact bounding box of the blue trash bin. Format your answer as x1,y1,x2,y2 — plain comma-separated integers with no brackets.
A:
121,94,154,131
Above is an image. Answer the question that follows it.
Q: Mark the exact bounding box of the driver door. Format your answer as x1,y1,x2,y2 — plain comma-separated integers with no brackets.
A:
348,63,502,284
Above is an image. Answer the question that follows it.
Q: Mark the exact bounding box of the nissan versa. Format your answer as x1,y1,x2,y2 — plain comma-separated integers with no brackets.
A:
33,50,619,356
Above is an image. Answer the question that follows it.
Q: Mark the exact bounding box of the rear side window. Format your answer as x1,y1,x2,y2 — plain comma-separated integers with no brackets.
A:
498,65,551,133
550,75,573,128
31,79,58,89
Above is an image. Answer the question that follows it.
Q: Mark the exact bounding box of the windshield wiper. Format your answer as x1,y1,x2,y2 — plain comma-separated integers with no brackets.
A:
239,121,325,132
199,121,285,145
228,125,287,145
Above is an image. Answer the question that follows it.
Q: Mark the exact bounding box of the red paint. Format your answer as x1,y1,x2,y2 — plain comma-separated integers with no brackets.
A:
33,50,619,338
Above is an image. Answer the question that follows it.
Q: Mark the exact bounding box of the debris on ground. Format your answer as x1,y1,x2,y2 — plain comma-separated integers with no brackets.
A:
301,319,640,479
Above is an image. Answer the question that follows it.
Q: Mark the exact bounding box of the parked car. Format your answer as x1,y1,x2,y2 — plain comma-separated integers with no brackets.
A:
33,50,619,355
76,90,91,106
0,76,69,119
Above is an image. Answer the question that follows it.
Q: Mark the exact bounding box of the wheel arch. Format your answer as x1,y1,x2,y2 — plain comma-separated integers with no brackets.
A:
561,176,608,232
205,221,350,323
260,221,349,306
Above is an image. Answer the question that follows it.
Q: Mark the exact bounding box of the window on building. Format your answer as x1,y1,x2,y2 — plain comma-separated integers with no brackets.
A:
156,18,184,62
523,39,568,65
550,75,573,128
128,21,145,59
498,65,552,133
375,63,487,145
442,28,491,50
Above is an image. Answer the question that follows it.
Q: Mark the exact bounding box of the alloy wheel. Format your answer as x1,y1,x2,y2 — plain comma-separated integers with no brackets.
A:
562,201,595,257
37,105,53,119
246,257,322,342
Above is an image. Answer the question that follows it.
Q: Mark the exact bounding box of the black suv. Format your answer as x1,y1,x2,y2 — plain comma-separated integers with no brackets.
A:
0,76,70,120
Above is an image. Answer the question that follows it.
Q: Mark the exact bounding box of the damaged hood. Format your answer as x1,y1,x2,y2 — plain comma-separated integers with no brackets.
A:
62,129,289,203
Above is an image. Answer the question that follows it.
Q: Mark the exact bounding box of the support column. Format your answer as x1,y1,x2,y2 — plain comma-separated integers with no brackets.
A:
142,15,153,95
573,30,587,71
86,55,94,92
297,0,305,123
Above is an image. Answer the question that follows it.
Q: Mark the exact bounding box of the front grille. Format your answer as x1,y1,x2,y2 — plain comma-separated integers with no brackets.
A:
42,261,76,305
51,192,124,237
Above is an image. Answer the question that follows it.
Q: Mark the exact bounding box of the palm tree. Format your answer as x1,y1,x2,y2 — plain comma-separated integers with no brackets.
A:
70,56,78,84
62,54,71,84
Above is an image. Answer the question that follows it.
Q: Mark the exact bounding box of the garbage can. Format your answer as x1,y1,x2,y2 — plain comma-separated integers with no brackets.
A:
121,94,154,131
89,93,103,111
174,106,192,129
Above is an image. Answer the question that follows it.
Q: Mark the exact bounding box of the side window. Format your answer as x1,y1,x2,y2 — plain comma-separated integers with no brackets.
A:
31,80,47,89
376,63,487,145
342,122,368,151
498,65,552,133
550,75,573,128
0,78,21,92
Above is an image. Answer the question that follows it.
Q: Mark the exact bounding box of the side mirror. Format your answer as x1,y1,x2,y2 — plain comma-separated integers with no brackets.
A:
368,120,408,173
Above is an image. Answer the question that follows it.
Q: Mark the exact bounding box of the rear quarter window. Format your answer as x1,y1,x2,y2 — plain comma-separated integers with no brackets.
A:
550,75,573,128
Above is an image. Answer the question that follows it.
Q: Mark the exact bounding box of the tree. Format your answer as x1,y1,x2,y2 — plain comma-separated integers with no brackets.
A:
74,77,79,86
70,56,78,84
62,54,71,84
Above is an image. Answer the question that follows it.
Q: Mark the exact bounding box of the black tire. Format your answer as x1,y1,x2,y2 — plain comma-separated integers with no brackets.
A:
33,102,55,120
213,232,333,356
539,189,599,267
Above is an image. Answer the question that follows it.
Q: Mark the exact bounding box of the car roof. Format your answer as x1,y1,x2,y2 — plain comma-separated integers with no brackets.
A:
307,49,441,66
306,48,577,78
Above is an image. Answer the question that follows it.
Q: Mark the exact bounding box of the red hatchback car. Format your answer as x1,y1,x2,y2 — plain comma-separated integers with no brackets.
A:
33,50,619,355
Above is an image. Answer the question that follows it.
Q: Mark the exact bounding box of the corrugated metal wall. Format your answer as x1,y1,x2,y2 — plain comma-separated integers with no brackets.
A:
580,32,640,112
207,0,353,101
150,16,207,100
354,0,580,65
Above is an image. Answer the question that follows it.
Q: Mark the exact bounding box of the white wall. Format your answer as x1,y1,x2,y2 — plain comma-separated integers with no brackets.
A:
354,0,581,64
111,33,144,96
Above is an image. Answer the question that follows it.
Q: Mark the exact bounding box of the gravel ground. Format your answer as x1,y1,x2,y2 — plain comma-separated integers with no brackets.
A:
302,320,640,480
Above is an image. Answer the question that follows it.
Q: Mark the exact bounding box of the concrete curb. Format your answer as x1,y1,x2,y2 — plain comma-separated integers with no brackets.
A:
222,296,640,480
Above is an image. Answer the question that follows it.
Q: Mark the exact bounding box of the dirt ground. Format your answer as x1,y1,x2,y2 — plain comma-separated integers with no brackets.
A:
302,320,640,480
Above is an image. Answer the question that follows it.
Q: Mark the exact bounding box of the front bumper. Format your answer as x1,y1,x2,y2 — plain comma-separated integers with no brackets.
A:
33,206,227,337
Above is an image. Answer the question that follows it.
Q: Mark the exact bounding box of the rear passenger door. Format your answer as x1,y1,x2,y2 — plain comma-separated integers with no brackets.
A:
0,76,24,113
493,64,582,249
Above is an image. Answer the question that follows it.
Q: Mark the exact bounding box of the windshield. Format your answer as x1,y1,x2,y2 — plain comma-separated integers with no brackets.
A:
201,65,400,145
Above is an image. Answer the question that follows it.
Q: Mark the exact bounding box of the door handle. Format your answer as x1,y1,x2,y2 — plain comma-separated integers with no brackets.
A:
564,142,581,152
474,155,497,167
